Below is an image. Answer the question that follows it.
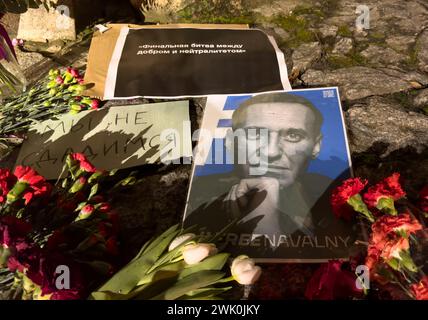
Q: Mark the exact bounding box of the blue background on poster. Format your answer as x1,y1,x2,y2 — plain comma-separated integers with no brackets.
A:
195,88,352,180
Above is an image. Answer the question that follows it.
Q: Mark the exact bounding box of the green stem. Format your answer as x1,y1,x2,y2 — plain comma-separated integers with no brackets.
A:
215,276,235,284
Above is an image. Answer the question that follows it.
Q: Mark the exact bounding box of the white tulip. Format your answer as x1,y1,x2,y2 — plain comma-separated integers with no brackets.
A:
182,243,218,265
168,233,196,251
231,255,262,285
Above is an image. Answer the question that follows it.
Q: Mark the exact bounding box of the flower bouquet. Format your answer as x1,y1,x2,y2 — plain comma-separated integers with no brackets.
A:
251,173,427,300
0,67,101,159
90,225,262,300
0,153,133,299
310,173,427,300
0,153,262,300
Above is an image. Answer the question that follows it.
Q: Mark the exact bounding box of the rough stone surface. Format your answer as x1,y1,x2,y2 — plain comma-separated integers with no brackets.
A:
302,67,428,101
318,24,338,39
17,0,76,42
15,50,45,71
346,97,428,154
416,29,428,73
386,36,416,54
250,0,301,17
332,37,353,55
291,42,322,74
414,88,428,107
361,45,407,67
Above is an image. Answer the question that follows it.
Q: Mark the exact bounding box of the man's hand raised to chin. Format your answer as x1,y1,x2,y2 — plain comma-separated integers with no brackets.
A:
222,177,282,234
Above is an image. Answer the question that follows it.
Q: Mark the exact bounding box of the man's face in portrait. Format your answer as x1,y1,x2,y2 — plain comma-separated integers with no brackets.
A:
232,102,322,189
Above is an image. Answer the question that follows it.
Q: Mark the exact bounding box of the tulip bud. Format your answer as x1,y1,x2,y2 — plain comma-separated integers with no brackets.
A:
169,233,196,251
182,243,217,265
231,255,262,285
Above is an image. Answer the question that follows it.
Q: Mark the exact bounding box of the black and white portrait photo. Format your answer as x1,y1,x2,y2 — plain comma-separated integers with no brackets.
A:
183,89,356,262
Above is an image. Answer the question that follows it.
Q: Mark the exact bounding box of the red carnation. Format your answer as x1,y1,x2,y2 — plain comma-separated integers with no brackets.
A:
8,166,52,205
50,290,81,300
55,76,64,85
380,237,409,261
25,252,86,300
7,243,40,273
0,216,32,248
363,173,405,213
69,176,87,193
330,177,368,220
76,204,95,221
411,276,428,300
371,213,422,244
365,213,422,272
66,67,80,79
14,166,44,185
90,100,100,110
305,260,362,300
0,168,17,203
71,153,96,173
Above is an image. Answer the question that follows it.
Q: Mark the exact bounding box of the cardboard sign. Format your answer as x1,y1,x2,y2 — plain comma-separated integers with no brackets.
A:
100,26,291,99
84,24,250,98
16,101,192,179
183,88,355,262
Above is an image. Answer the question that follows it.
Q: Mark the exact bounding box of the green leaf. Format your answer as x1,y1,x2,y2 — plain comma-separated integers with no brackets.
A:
92,225,180,295
181,296,224,300
141,224,180,257
395,229,408,238
180,287,232,300
88,171,104,184
146,233,202,274
151,270,226,300
399,250,418,273
137,261,185,286
109,169,118,176
75,202,87,212
179,253,230,280
93,253,157,295
134,277,180,300
90,290,138,300
386,258,400,271
347,194,375,222
376,197,397,215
